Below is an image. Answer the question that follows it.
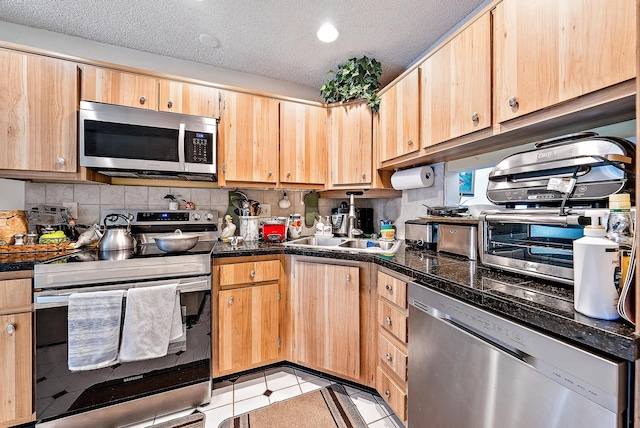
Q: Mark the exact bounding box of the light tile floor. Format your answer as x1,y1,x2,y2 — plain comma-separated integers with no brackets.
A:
125,366,403,428
198,366,403,428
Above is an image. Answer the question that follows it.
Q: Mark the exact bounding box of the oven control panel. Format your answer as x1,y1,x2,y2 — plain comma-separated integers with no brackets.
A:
101,209,219,226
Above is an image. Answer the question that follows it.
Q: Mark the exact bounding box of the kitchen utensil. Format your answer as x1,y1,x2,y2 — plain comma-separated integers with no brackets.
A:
96,213,136,252
154,229,200,252
239,216,260,241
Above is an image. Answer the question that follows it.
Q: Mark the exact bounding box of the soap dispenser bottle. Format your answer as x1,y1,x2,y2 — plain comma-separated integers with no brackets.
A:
573,210,620,320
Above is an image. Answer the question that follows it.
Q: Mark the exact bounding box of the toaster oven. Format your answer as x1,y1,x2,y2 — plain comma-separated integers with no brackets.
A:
480,209,588,284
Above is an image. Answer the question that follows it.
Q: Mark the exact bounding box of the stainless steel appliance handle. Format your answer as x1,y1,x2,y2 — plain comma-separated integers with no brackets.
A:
481,213,584,225
35,276,210,308
178,122,186,170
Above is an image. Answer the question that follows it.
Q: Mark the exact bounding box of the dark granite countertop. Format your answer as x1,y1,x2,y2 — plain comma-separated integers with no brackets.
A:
4,240,636,361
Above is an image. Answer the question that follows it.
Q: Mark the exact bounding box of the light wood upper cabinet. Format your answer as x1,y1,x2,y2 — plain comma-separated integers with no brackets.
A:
420,12,491,148
280,101,327,187
328,102,373,187
81,65,158,109
493,0,636,123
379,68,420,162
0,279,33,428
0,49,77,173
158,80,220,117
218,284,279,375
292,261,360,381
219,91,279,184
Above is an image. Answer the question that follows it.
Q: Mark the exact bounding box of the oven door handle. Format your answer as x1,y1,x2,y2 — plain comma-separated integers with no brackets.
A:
35,276,210,308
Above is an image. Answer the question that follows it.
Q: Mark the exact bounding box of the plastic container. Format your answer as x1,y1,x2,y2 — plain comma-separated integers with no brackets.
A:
380,223,395,241
573,210,620,320
606,193,633,247
239,216,260,241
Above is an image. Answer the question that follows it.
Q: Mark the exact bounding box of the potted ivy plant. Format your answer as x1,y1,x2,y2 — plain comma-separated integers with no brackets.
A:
320,56,382,113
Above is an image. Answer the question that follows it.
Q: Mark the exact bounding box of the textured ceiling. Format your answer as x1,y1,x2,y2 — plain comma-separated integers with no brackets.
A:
0,0,486,92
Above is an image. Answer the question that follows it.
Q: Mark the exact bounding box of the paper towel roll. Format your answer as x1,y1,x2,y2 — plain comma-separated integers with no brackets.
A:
391,166,435,190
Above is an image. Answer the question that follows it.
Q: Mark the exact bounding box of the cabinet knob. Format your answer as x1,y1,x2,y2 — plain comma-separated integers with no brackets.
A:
250,269,256,278
361,172,366,179
286,172,291,178
139,95,147,105
386,352,392,362
57,157,65,165
385,284,393,293
407,139,413,146
268,171,273,177
5,324,15,335
385,316,392,326
228,297,234,305
384,390,391,398
471,112,479,122
167,100,173,109
508,96,518,108
345,274,351,282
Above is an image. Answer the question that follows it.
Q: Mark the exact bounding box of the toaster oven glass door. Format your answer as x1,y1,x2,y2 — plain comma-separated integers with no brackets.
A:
484,222,584,268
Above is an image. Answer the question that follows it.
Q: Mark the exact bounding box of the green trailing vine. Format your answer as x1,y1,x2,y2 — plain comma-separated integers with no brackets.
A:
320,56,382,113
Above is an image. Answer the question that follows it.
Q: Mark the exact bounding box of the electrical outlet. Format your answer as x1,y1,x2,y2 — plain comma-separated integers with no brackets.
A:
261,204,271,218
63,202,78,219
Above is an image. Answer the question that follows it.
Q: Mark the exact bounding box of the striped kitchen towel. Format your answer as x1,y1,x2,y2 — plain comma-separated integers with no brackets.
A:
67,289,124,371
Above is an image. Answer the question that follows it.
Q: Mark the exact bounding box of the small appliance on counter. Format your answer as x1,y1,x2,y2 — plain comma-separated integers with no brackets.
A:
263,218,287,242
405,219,438,250
330,202,374,236
479,132,635,284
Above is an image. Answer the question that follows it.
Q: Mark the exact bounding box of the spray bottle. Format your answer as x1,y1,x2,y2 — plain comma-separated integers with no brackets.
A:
573,210,620,320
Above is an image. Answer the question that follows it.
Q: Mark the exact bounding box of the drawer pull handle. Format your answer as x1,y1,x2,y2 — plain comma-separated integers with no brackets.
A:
5,324,15,335
250,269,256,278
228,297,234,305
385,284,393,292
385,316,392,326
386,352,392,362
384,390,391,398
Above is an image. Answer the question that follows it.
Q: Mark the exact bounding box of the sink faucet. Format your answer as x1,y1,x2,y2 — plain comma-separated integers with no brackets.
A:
347,191,364,238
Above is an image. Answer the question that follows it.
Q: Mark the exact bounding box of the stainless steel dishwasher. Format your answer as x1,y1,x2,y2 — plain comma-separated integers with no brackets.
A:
408,283,630,428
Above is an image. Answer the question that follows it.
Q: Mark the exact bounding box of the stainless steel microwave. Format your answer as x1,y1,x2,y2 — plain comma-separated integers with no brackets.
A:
79,101,218,181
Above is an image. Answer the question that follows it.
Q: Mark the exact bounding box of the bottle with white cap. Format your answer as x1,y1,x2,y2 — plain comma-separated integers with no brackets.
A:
573,209,620,320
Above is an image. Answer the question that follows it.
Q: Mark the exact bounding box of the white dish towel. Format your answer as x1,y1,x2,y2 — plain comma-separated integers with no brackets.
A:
119,284,182,362
67,289,124,371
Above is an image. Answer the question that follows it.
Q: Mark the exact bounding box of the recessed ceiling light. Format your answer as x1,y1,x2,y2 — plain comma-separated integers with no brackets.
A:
317,23,339,43
199,33,220,48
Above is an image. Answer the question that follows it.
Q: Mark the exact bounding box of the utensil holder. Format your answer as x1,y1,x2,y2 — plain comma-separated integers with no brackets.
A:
239,216,260,241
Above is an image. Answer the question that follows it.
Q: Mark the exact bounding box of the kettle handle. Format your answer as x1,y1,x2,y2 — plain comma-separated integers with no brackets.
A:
103,213,133,231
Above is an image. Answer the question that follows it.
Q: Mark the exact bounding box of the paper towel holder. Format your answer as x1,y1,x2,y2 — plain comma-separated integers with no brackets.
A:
390,165,435,190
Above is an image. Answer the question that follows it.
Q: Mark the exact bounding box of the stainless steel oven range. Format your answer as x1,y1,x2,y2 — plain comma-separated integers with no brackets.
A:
33,209,218,427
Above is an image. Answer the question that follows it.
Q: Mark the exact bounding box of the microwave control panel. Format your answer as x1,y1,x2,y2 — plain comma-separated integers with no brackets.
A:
185,131,214,164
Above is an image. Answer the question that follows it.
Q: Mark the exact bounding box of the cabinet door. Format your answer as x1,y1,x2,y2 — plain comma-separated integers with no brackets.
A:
493,0,636,123
0,50,77,172
421,13,491,148
280,101,327,186
81,65,158,109
218,284,279,374
329,103,372,186
0,312,32,427
292,262,360,380
220,91,279,184
379,68,420,162
158,80,220,117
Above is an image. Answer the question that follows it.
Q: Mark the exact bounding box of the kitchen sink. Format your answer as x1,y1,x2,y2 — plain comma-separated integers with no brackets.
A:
283,236,401,254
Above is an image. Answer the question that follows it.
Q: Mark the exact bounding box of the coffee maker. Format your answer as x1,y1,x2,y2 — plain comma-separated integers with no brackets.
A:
330,202,374,236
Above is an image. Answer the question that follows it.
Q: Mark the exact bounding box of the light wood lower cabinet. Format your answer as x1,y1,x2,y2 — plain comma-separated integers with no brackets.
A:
375,270,409,424
213,257,283,377
0,278,34,428
292,261,361,381
218,284,279,374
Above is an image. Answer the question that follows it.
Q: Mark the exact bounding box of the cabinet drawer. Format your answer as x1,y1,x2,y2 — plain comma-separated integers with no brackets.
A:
378,299,407,343
378,333,407,381
219,260,280,286
376,366,407,421
377,271,407,309
0,279,32,312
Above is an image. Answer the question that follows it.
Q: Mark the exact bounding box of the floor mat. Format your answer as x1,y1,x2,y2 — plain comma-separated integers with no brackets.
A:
218,384,366,428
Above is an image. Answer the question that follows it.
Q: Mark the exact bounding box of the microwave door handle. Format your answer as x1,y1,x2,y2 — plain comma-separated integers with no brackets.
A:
178,122,186,171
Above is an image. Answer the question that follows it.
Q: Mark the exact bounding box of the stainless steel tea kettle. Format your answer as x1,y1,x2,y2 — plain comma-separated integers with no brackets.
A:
96,213,136,251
